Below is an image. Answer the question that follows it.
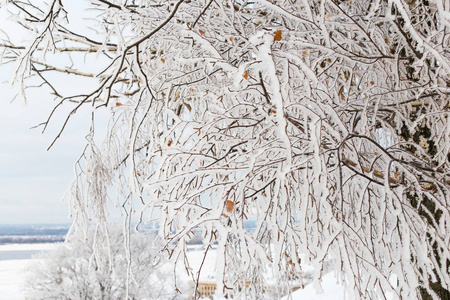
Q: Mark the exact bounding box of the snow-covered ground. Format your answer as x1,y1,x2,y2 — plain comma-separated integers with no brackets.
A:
281,272,346,300
0,243,59,252
0,243,346,300
0,243,59,299
181,245,346,300
0,259,30,300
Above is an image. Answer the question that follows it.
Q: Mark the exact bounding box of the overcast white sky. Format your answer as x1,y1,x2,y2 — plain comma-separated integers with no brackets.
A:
0,1,99,224
0,81,83,224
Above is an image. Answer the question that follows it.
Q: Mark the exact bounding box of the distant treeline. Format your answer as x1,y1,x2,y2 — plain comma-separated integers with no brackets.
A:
0,235,66,244
0,221,256,245
0,224,69,244
0,224,70,237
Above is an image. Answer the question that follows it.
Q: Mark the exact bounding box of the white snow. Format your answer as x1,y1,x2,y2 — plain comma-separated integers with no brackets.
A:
178,246,346,300
281,272,346,300
0,243,60,252
0,243,347,300
0,259,30,299
178,245,218,282
0,243,59,299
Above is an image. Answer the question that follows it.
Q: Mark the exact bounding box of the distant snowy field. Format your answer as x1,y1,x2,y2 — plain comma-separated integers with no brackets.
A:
0,243,59,300
0,259,30,299
0,243,346,300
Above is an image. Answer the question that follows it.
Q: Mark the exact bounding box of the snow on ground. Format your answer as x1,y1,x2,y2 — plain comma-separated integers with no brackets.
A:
0,243,59,299
0,259,30,300
0,243,348,300
281,272,346,300
0,243,60,252
180,246,344,300
183,245,218,281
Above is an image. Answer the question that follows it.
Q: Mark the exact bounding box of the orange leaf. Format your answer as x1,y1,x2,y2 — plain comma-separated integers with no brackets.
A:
326,13,332,19
161,58,165,63
271,109,277,114
137,172,141,176
167,140,172,147
370,81,375,85
273,30,282,41
243,70,249,80
199,29,205,36
339,86,345,101
225,200,235,213
302,51,308,56
115,102,123,107
229,36,234,42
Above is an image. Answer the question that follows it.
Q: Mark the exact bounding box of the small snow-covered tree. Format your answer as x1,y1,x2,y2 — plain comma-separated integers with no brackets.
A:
26,226,177,300
2,0,450,299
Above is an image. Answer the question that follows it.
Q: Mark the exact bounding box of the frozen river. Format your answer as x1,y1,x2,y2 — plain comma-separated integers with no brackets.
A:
0,250,43,261
0,243,58,300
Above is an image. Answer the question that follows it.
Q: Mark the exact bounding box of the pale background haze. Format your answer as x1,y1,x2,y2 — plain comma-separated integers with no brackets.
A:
0,1,110,224
0,79,83,224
